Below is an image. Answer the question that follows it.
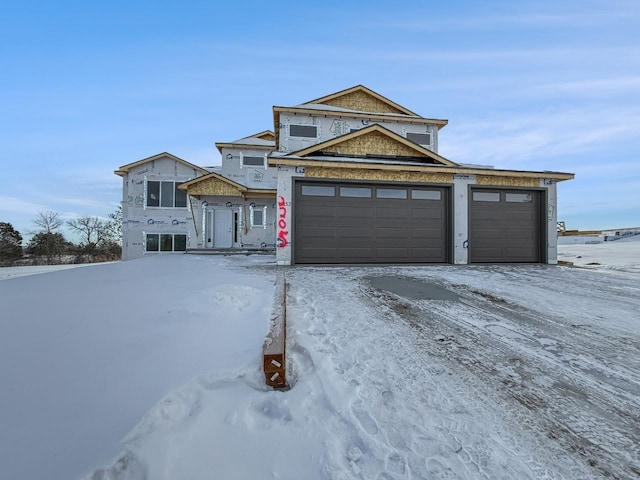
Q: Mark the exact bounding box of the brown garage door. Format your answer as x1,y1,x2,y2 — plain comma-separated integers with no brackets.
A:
294,181,449,264
469,189,542,263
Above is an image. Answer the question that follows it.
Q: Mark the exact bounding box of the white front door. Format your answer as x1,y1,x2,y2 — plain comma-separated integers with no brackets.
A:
213,209,233,248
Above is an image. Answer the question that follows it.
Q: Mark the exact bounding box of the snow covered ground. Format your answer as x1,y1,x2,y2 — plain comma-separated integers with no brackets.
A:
0,239,638,479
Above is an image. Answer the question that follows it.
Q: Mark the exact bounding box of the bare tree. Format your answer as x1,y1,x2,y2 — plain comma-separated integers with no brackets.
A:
32,211,63,234
67,216,107,254
106,205,122,244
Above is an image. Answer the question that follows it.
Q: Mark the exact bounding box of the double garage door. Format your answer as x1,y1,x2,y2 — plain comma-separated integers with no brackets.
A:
294,181,449,264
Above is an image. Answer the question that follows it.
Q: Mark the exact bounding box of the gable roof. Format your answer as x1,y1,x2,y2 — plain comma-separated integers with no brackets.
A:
179,171,276,197
290,124,458,166
114,152,209,177
303,85,419,116
215,130,276,153
251,130,276,141
273,86,448,146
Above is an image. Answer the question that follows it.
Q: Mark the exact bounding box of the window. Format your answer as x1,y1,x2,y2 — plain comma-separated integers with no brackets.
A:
290,124,317,138
145,234,187,252
146,181,187,208
340,186,372,198
406,132,432,146
376,188,407,199
250,205,267,228
473,192,500,202
242,155,265,167
412,189,441,200
147,181,160,207
146,234,159,251
301,185,335,196
160,234,173,251
506,193,533,203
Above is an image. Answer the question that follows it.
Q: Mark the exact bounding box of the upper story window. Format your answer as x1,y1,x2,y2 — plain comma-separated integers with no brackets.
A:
406,132,432,147
290,124,317,138
241,155,266,168
146,181,187,208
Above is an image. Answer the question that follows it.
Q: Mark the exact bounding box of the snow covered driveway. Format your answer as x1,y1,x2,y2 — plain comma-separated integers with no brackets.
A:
285,263,640,479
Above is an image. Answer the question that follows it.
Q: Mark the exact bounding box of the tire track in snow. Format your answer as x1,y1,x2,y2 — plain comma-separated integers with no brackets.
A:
362,274,639,480
285,267,591,480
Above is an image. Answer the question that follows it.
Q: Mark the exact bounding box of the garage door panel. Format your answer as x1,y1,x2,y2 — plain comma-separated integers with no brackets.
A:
412,228,445,240
336,248,376,259
473,211,503,221
338,206,374,218
505,229,535,240
504,211,535,222
411,208,444,220
376,207,410,219
376,225,410,236
505,247,537,259
375,248,411,259
471,228,502,240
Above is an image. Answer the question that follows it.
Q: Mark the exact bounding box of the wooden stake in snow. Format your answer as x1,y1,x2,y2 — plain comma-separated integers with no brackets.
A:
263,270,287,388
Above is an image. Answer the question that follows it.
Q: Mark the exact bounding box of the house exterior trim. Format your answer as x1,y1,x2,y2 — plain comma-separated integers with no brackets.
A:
114,152,209,177
290,124,456,165
303,84,420,116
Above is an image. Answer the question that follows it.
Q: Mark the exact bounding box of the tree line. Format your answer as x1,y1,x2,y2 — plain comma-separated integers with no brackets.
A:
0,207,122,266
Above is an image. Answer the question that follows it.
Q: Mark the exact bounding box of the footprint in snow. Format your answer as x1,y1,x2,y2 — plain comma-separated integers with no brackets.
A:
386,452,406,475
351,400,379,435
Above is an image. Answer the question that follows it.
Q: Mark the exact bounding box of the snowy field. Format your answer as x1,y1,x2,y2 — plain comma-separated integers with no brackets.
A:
0,238,638,479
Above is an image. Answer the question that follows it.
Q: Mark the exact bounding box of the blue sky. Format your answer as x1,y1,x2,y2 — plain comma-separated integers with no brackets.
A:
1,0,638,241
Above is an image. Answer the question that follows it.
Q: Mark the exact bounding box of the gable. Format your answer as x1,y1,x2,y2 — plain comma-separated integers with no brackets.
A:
181,173,245,197
320,90,406,115
253,130,275,141
306,85,418,116
114,152,209,177
292,125,457,166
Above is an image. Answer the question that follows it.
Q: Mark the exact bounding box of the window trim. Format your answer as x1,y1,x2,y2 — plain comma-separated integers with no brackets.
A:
406,132,432,147
249,205,267,229
240,153,267,169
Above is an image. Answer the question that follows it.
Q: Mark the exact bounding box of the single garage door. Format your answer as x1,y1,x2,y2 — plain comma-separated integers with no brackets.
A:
294,181,449,264
469,188,542,263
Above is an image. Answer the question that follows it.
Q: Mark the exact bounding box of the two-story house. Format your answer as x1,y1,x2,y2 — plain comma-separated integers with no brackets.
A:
117,85,574,264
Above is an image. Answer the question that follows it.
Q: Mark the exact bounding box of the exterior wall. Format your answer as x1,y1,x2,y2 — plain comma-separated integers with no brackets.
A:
275,165,305,265
121,156,202,260
219,146,277,190
278,112,438,155
190,194,277,249
543,179,558,264
452,174,475,264
274,166,560,265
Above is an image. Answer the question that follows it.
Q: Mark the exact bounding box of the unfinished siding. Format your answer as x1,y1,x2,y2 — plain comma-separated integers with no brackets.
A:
305,166,453,184
325,131,428,157
187,178,242,197
318,90,406,114
278,112,439,154
121,155,201,260
476,175,540,187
